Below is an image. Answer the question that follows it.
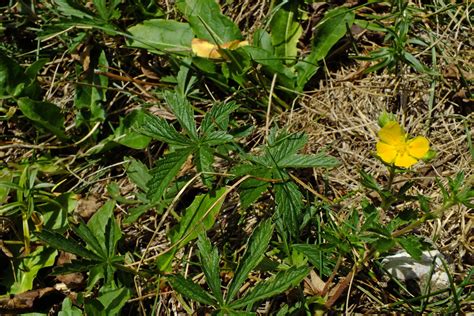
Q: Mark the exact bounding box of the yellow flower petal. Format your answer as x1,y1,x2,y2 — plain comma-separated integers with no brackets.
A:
394,152,418,168
378,121,405,146
191,38,221,59
407,136,430,159
376,141,398,164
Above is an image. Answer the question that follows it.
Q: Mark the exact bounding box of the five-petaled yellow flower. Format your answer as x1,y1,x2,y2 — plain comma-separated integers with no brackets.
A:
376,121,430,168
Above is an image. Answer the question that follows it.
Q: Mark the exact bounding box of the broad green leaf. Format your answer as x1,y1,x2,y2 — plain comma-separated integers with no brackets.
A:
230,266,310,309
127,19,193,53
9,246,57,294
396,235,424,261
164,90,198,140
59,297,82,316
201,101,239,134
176,0,242,44
277,153,340,168
270,1,302,63
147,148,194,202
139,113,191,146
125,156,151,192
18,98,67,140
168,274,216,306
54,0,94,19
0,52,40,99
114,110,151,149
170,187,226,246
295,7,354,91
253,28,273,53
291,244,335,277
197,234,223,304
274,181,303,238
96,286,131,315
226,219,273,303
87,200,121,255
74,50,108,126
40,192,77,233
35,229,101,261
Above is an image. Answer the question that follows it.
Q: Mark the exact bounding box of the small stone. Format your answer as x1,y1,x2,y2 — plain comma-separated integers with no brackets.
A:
381,250,450,298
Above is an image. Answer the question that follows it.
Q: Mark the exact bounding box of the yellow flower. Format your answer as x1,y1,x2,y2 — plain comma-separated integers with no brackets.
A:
191,38,248,59
376,121,430,168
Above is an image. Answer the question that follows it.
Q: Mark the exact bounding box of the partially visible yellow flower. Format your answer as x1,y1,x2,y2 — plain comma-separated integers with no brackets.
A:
191,38,248,59
376,121,430,168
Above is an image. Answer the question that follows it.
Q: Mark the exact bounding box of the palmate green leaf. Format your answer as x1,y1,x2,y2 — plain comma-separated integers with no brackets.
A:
87,200,121,258
226,219,273,303
291,244,335,277
270,1,302,63
277,153,340,168
164,90,198,140
201,101,239,135
229,266,310,309
139,113,191,146
72,223,107,258
127,19,193,53
274,181,303,238
147,148,194,202
36,229,101,261
9,246,58,294
168,274,216,306
125,156,151,192
18,98,67,140
295,7,354,91
201,131,234,145
265,130,307,165
197,234,223,305
113,110,151,149
176,0,242,44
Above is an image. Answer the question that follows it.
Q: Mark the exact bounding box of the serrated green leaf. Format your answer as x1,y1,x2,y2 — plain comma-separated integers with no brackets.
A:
265,130,307,165
201,101,239,134
201,130,234,145
396,235,423,261
197,234,223,304
139,113,191,146
114,110,151,149
230,266,309,309
226,219,273,303
176,0,242,44
270,2,302,63
168,274,216,306
274,181,303,238
278,153,339,168
87,200,121,257
195,145,214,187
18,98,67,140
291,244,335,277
164,90,198,140
147,148,194,202
35,229,101,261
72,223,107,258
127,19,193,52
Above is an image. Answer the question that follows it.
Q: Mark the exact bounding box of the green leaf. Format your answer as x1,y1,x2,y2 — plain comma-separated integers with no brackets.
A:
195,144,214,187
9,246,58,294
139,113,191,146
168,274,216,306
147,148,194,202
265,130,307,165
18,98,67,140
87,200,121,254
127,19,193,53
226,219,273,303
278,153,339,168
95,286,131,315
201,101,239,134
274,181,303,238
35,229,101,261
197,234,223,304
54,0,94,19
396,235,423,261
360,169,382,193
0,52,41,99
176,0,242,43
114,110,151,149
270,1,302,63
59,297,82,316
201,131,234,145
230,266,310,309
125,156,151,192
170,188,226,246
164,90,198,140
295,7,354,90
291,244,335,277
72,222,107,258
